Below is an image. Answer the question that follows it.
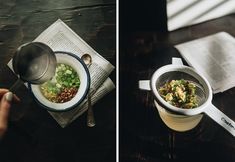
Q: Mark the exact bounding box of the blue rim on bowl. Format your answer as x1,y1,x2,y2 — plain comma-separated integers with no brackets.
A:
28,51,90,112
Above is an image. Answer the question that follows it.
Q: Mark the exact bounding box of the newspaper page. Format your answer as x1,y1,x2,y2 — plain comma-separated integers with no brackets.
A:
7,19,115,127
175,32,235,93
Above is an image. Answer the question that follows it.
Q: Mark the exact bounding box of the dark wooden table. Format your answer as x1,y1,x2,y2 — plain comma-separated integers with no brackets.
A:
120,7,235,162
0,1,116,162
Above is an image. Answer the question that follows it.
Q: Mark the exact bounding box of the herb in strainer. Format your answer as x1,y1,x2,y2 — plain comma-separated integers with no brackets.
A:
159,79,198,109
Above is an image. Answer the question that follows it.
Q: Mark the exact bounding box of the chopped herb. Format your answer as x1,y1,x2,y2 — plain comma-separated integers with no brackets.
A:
40,63,80,103
159,79,198,109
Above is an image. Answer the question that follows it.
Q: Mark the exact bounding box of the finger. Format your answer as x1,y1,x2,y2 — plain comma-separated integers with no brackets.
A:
0,89,9,96
0,92,13,133
0,89,20,102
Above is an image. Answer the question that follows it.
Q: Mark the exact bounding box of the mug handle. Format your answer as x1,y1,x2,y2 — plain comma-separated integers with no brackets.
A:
204,104,235,137
138,80,151,91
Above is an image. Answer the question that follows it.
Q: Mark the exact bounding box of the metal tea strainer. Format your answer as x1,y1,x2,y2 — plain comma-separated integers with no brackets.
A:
10,42,57,91
139,58,235,137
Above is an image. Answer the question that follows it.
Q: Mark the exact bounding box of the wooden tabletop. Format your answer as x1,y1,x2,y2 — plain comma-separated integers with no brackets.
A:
120,10,235,162
0,1,116,162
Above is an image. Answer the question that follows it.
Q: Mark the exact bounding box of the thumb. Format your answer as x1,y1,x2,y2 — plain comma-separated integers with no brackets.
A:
0,92,13,130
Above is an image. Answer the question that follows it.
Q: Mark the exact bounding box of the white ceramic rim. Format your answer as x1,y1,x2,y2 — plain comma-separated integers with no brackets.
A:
151,64,213,116
29,52,90,112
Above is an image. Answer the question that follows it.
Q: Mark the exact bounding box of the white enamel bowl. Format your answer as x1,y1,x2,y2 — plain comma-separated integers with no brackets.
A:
29,51,90,112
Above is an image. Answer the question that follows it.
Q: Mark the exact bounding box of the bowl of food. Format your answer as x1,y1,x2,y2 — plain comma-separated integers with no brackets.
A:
29,51,90,112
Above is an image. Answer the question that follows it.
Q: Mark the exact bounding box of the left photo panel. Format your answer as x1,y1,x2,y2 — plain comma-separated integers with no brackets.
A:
0,0,116,162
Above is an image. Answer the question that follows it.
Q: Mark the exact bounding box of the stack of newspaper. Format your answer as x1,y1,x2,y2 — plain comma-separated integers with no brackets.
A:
8,19,115,127
175,32,235,93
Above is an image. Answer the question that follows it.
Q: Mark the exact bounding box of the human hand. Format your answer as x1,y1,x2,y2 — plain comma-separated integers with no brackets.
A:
0,89,20,139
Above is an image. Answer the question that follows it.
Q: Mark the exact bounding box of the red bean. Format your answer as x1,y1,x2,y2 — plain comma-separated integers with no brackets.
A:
56,87,78,103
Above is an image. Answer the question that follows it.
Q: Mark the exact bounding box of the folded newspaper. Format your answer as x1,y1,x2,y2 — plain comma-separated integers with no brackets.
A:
175,32,235,93
8,19,115,127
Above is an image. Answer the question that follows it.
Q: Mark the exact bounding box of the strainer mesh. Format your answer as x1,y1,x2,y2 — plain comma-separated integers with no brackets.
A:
156,71,207,107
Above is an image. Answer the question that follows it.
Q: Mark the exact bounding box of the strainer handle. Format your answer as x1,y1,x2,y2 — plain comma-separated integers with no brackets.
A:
9,78,24,93
204,104,235,137
172,57,183,65
138,80,151,91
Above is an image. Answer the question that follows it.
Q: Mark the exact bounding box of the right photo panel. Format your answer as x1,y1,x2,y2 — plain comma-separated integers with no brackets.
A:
119,0,235,161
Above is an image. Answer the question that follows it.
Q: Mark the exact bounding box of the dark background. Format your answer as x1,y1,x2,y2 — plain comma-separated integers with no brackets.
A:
119,0,167,32
0,0,116,162
120,0,235,162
